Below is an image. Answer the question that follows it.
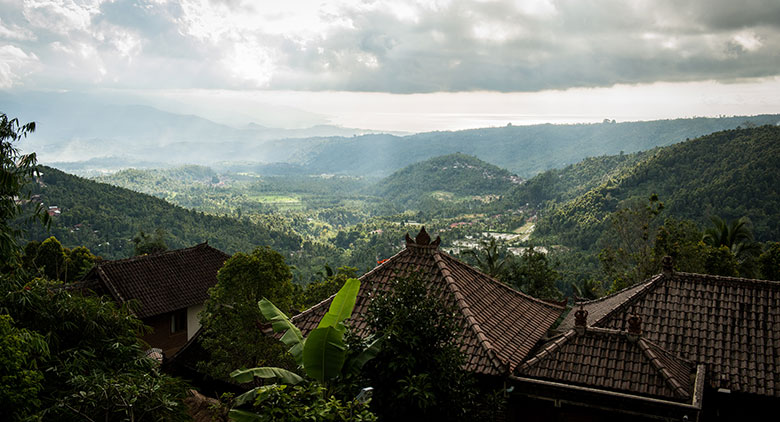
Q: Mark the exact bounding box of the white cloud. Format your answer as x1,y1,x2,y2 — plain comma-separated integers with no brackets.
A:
0,18,37,41
22,0,104,35
0,44,39,88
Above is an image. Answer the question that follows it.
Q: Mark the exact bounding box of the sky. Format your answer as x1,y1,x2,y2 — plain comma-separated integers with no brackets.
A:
1,0,780,132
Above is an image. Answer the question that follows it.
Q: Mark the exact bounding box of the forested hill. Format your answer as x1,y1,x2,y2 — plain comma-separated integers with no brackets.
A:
371,153,521,208
533,125,780,248
24,166,302,259
293,115,780,177
498,150,653,208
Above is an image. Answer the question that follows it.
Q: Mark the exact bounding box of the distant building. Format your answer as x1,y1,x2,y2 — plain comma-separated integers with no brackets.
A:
82,243,229,357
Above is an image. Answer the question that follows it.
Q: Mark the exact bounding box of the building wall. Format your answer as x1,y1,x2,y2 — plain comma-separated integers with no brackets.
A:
186,304,204,340
141,311,188,357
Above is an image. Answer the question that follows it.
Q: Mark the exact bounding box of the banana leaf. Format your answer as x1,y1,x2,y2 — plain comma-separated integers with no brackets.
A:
230,366,304,385
258,298,304,364
302,325,346,382
317,277,360,329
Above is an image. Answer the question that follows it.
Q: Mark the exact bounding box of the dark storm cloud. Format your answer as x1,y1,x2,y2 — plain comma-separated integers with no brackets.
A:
2,0,779,93
261,0,780,92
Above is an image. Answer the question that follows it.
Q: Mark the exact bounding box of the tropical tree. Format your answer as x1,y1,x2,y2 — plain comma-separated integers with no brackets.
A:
600,194,664,292
652,217,706,273
758,242,780,280
33,236,68,280
702,216,761,276
703,245,740,277
360,272,504,421
0,113,48,266
703,216,757,253
504,246,562,300
21,238,98,282
198,246,297,380
132,228,168,256
463,237,509,278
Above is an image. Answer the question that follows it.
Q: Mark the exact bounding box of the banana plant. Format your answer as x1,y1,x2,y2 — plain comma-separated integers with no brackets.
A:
229,277,382,415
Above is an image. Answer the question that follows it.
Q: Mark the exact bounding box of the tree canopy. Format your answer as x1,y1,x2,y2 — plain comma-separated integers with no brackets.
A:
198,246,297,379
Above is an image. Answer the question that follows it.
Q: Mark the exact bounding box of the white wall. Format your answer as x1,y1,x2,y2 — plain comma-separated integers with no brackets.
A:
186,304,204,340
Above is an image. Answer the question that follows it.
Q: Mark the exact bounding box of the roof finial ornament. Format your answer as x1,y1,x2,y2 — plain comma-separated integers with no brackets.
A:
405,227,441,248
662,255,674,276
405,233,415,245
574,305,588,335
416,226,431,245
627,314,642,341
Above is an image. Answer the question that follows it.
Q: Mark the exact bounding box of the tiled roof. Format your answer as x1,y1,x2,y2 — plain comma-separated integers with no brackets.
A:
85,243,230,318
558,276,658,331
567,270,780,397
290,228,566,376
516,327,697,402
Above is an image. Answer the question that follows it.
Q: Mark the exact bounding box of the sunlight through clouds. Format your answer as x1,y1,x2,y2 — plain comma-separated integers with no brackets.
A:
0,0,777,131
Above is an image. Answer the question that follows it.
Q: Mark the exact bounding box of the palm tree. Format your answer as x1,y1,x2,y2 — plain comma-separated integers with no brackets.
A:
702,216,761,263
464,237,508,278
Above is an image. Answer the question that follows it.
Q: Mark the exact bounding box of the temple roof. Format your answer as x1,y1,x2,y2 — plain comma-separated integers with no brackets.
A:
290,227,566,375
559,269,780,397
517,326,699,402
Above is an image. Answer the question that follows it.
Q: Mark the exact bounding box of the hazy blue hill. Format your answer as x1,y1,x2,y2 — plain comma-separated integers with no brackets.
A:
24,166,302,259
372,153,521,207
10,90,775,180
533,125,780,248
1,91,384,166
295,115,780,177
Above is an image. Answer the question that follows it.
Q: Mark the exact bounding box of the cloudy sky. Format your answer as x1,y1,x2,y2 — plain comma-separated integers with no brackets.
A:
2,0,780,131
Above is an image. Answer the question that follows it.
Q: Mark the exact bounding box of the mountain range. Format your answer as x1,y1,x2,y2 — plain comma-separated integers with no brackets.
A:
4,92,778,179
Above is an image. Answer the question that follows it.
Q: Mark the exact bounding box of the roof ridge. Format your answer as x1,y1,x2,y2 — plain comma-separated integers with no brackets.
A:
516,328,577,373
291,247,408,326
638,338,691,399
574,274,661,306
674,271,780,287
358,246,408,281
591,274,666,328
638,336,695,366
96,242,223,267
432,251,508,375
438,250,565,310
290,290,337,325
97,265,127,304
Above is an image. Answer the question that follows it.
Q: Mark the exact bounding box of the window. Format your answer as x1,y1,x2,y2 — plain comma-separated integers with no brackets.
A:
171,309,187,334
